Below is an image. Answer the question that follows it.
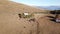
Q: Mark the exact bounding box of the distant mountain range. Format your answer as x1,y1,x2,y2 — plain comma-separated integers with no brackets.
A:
35,6,60,10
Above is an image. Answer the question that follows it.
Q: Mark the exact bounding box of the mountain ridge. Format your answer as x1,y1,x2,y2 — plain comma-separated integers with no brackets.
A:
35,6,60,10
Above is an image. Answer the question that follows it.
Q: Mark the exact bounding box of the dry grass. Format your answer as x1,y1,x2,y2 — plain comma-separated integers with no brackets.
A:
0,0,45,34
0,0,60,34
37,14,60,34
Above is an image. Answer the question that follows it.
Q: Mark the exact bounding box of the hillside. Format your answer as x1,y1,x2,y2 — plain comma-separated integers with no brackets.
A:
0,0,60,34
0,0,47,34
0,0,46,13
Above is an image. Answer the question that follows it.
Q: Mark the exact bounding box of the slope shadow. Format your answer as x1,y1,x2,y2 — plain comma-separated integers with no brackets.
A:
46,16,56,22
46,16,55,18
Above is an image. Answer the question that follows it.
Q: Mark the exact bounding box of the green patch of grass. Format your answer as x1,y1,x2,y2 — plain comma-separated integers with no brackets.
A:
21,13,34,18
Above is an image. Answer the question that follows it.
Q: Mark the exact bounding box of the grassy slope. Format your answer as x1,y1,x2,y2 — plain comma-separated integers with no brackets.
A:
38,15,60,34
0,0,47,34
0,0,60,34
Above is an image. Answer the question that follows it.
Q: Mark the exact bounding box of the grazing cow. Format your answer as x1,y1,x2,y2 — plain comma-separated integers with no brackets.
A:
55,14,60,23
50,10,60,23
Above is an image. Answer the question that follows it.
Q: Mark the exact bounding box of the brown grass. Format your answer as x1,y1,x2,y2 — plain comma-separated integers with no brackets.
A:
0,0,60,34
37,14,60,34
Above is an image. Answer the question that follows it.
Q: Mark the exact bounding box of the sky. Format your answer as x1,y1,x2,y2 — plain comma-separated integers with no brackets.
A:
10,0,60,6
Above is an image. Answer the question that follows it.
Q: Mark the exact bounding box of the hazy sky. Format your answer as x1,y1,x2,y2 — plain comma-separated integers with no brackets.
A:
10,0,60,6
